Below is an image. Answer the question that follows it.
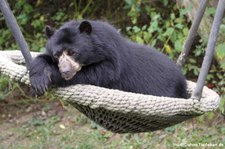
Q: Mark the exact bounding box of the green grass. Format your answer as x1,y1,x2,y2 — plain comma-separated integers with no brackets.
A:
1,103,224,149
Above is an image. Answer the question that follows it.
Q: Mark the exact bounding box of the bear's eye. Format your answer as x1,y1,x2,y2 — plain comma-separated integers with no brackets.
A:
53,51,61,60
53,54,59,60
67,50,76,56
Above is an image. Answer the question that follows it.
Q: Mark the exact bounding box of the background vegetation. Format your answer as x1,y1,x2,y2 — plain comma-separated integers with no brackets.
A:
0,0,224,148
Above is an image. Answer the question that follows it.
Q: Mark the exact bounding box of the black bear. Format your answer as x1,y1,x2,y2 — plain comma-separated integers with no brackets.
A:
29,20,188,98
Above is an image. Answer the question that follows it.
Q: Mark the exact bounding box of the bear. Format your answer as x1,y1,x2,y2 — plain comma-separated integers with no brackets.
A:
29,20,188,98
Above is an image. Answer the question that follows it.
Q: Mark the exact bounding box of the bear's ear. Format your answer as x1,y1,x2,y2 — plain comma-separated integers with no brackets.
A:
79,21,92,34
45,25,55,38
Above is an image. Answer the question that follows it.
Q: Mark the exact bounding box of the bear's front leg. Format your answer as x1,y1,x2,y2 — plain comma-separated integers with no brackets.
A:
29,54,54,96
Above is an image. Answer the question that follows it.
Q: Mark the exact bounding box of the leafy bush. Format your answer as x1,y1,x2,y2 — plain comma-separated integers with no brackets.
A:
0,0,126,51
124,0,193,72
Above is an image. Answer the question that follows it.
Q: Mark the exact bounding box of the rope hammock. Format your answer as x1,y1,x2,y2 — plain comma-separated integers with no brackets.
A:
0,0,224,133
0,50,220,133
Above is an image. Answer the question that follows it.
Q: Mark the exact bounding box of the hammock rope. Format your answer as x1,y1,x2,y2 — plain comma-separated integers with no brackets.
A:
0,50,220,133
0,0,223,133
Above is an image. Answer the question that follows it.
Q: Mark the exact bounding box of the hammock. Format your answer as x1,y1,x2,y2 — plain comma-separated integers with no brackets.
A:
0,50,220,133
0,0,223,133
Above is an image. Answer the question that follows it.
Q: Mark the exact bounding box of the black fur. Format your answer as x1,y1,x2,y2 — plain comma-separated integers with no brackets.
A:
29,20,188,98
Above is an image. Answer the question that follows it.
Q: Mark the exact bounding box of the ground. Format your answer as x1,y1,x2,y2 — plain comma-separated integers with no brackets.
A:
0,82,225,149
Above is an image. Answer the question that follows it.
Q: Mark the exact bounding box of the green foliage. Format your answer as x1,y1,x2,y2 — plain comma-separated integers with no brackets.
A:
0,0,45,51
124,0,142,24
215,43,225,70
0,29,11,48
216,44,225,61
206,7,225,71
15,0,33,25
219,96,225,114
0,0,125,52
124,0,190,60
0,76,10,100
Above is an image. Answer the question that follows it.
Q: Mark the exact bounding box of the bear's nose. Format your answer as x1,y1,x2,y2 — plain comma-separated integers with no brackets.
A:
60,66,71,74
61,70,70,77
61,70,70,76
61,71,75,80
60,67,74,80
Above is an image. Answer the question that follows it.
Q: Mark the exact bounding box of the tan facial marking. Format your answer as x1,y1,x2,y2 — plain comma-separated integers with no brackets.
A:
58,51,81,80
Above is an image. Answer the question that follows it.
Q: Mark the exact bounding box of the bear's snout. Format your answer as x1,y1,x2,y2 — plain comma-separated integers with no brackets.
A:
60,66,76,80
58,51,81,80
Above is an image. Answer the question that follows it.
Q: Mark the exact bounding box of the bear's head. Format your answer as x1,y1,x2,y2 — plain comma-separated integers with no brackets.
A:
45,21,108,80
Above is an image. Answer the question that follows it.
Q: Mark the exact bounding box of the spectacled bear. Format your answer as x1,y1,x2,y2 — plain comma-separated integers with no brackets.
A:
29,20,188,98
